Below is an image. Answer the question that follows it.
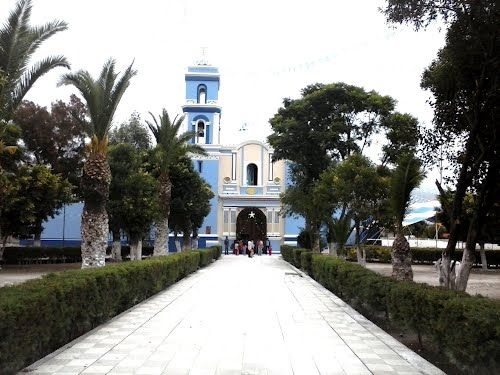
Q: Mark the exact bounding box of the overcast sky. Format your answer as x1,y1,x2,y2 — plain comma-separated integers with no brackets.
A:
1,0,446,195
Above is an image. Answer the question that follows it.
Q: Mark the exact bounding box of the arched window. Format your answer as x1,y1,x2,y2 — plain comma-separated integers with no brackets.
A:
198,85,207,104
247,163,258,186
197,120,205,138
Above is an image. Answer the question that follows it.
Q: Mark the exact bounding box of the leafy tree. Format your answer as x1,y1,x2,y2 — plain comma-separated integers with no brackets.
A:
381,112,419,166
389,154,424,281
0,165,71,253
383,0,499,290
320,154,387,264
0,0,69,121
269,83,394,251
109,112,151,150
107,143,140,260
59,59,136,268
13,96,88,189
146,110,206,256
169,158,213,252
121,172,159,260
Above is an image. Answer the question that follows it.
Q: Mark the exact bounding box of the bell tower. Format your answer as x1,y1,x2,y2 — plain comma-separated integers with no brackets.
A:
182,63,221,145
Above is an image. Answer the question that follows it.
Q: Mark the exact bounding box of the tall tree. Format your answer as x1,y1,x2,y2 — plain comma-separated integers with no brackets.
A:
269,83,394,251
321,154,386,265
109,112,151,150
381,112,419,166
389,154,424,281
13,96,88,189
59,59,136,268
169,158,213,251
0,0,69,121
121,172,159,260
146,109,205,256
107,143,139,261
383,0,499,290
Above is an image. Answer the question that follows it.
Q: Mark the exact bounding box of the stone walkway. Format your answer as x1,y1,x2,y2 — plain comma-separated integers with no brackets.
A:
25,255,445,375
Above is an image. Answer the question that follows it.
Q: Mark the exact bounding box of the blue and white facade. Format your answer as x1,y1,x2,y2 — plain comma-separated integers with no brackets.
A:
182,64,303,251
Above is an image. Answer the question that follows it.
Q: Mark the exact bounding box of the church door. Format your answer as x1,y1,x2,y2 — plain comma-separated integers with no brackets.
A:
236,208,267,244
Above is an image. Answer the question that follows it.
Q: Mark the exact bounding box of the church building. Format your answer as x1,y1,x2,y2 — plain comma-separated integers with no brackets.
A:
182,64,302,252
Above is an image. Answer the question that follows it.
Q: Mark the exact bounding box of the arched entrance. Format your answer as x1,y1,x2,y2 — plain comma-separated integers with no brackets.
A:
236,208,267,244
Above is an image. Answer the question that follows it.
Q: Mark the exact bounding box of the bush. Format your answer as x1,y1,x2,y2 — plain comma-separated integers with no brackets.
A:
286,252,500,374
344,245,500,267
300,251,312,275
280,245,294,263
0,249,220,375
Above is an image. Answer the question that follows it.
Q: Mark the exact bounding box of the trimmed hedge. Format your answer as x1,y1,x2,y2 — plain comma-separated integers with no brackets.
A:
2,245,223,265
285,253,500,374
0,248,219,375
345,245,500,267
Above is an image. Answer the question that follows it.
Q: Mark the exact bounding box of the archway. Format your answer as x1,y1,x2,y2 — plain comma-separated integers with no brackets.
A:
236,208,267,246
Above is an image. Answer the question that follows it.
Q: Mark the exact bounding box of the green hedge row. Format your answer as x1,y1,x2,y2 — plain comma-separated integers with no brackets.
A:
2,245,223,265
283,251,500,374
0,248,220,375
344,245,500,267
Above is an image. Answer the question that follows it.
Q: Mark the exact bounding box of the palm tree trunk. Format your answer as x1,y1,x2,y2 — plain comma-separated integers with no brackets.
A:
153,173,171,256
80,153,111,269
81,204,108,268
391,232,413,281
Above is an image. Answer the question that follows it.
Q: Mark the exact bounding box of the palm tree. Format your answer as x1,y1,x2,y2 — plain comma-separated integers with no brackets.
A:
59,59,136,268
146,110,206,255
0,0,69,121
390,154,425,281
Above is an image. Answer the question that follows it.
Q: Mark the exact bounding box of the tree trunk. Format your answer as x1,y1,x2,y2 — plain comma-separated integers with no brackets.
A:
329,242,338,257
153,173,172,256
111,230,121,261
182,231,191,252
81,204,108,269
192,228,199,250
175,238,181,252
479,242,487,270
391,232,413,281
310,220,320,253
80,152,111,269
355,220,365,266
153,217,169,256
130,237,142,261
34,231,41,247
0,234,6,270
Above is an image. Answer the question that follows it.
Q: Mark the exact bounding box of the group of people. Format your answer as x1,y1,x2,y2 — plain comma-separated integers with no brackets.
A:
223,236,272,257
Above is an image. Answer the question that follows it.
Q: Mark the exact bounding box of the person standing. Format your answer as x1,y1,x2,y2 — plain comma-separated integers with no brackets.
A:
248,240,254,257
224,236,229,255
265,237,271,254
257,239,264,256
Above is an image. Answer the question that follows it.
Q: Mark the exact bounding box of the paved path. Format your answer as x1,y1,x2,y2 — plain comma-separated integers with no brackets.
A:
26,256,444,375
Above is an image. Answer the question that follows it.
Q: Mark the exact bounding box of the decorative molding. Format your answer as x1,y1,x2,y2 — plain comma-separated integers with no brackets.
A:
190,154,219,160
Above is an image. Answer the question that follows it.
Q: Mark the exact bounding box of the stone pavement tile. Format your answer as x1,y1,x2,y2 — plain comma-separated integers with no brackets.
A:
81,364,114,374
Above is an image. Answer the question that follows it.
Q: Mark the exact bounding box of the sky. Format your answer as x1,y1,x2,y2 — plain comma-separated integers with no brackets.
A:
1,0,447,198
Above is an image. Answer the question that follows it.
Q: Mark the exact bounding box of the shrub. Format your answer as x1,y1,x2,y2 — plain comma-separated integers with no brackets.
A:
300,251,312,275
287,252,500,373
280,245,294,263
344,245,500,267
0,249,219,374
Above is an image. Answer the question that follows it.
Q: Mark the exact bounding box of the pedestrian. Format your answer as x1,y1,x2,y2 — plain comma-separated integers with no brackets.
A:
224,236,229,255
235,240,240,255
257,239,263,256
268,245,272,256
265,237,271,254
248,240,254,258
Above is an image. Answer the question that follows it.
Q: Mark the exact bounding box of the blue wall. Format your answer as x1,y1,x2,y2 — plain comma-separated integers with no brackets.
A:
185,79,219,101
40,203,83,244
197,159,219,235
